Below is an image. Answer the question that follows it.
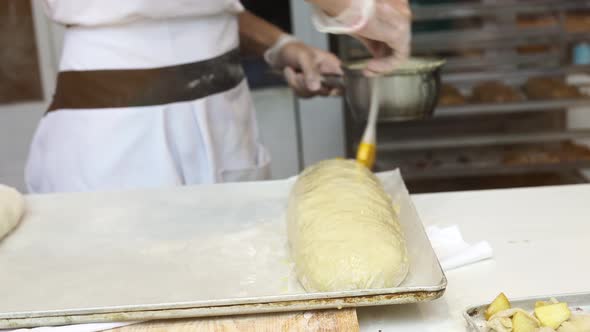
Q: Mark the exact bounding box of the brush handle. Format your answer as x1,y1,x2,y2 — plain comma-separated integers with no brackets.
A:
357,78,380,168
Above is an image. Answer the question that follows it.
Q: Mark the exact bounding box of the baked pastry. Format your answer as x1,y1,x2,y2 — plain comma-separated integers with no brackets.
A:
502,142,590,166
471,81,523,103
524,77,582,100
439,84,466,106
566,13,590,33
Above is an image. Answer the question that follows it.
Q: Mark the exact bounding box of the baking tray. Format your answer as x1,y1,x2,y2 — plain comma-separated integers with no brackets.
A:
0,169,446,329
464,292,590,332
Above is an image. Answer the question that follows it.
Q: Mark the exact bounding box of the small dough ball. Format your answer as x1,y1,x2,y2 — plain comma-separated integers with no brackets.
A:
287,159,409,292
0,184,25,241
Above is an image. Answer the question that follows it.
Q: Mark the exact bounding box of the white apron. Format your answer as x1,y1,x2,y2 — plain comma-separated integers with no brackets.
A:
26,11,270,194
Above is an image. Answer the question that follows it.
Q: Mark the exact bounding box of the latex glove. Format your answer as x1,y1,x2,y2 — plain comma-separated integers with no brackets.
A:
313,0,412,76
265,35,343,98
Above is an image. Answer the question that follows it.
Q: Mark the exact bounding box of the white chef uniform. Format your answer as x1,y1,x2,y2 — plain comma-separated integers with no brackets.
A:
25,0,271,194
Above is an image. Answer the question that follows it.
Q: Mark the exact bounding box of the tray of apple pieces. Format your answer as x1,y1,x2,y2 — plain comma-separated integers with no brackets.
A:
464,292,590,332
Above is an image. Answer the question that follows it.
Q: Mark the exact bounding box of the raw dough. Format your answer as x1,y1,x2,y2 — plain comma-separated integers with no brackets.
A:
0,184,25,241
287,159,409,292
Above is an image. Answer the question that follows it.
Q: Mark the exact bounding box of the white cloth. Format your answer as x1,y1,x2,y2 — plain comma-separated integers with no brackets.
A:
42,0,244,27
26,10,270,194
426,225,493,271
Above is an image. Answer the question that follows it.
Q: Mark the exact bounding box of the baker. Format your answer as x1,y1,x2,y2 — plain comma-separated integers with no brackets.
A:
26,0,411,194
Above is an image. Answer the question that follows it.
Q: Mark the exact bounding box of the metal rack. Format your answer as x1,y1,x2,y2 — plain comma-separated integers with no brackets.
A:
336,0,590,182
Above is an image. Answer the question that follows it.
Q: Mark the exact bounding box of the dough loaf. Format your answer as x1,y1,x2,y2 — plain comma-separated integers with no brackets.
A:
287,159,409,292
0,185,25,241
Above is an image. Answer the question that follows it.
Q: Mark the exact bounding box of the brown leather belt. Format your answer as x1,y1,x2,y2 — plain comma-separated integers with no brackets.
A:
48,48,244,112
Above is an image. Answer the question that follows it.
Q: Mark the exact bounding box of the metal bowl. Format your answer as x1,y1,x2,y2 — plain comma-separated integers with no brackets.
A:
328,57,445,122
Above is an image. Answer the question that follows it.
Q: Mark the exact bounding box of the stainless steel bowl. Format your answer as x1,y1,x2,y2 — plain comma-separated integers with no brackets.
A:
326,57,445,122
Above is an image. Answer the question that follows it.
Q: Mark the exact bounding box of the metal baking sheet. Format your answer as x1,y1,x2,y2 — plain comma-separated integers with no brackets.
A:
464,292,590,332
0,169,446,329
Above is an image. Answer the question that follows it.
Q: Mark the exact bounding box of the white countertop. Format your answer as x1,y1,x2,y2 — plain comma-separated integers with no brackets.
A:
358,184,590,331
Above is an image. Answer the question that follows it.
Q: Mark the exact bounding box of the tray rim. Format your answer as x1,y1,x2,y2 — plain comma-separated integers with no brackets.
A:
1,287,446,329
4,279,447,319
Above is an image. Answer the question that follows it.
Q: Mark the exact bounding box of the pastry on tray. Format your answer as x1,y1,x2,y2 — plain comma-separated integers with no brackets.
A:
517,14,558,28
502,142,590,166
439,84,466,106
502,151,560,166
471,81,523,103
566,12,590,32
516,14,556,55
523,77,582,100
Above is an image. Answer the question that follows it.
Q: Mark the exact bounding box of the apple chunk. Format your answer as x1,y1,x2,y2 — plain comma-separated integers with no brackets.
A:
534,302,571,329
512,311,539,332
485,293,512,320
535,301,548,308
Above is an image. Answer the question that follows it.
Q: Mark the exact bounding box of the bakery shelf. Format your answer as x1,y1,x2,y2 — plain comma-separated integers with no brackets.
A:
412,27,568,53
432,98,590,118
412,1,590,21
339,0,590,184
442,53,562,73
397,160,590,179
442,65,590,85
404,171,587,194
377,129,590,151
375,142,590,180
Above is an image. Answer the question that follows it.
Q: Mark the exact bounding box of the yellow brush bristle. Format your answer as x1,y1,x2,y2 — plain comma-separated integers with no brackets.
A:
356,142,376,169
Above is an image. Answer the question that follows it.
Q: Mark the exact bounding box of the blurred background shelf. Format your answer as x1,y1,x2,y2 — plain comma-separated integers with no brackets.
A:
412,0,590,21
376,129,590,150
376,141,590,180
337,0,590,192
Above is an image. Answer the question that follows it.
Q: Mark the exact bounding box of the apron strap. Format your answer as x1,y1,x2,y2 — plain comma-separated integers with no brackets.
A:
48,48,244,112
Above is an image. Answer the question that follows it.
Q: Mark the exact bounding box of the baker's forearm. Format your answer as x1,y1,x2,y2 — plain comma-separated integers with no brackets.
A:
238,11,285,57
306,0,350,16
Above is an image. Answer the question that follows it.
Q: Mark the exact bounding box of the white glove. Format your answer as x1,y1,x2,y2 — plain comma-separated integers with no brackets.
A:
312,0,412,76
264,34,343,98
312,0,376,34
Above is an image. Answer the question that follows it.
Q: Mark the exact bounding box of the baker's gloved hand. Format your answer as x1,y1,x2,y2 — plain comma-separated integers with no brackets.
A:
265,35,343,98
312,0,412,76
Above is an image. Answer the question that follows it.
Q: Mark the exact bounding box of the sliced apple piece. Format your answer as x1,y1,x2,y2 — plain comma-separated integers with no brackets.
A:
485,293,512,320
535,302,571,329
513,311,539,332
535,301,548,308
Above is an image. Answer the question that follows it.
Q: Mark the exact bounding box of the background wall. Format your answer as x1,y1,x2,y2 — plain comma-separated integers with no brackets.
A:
0,1,59,192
